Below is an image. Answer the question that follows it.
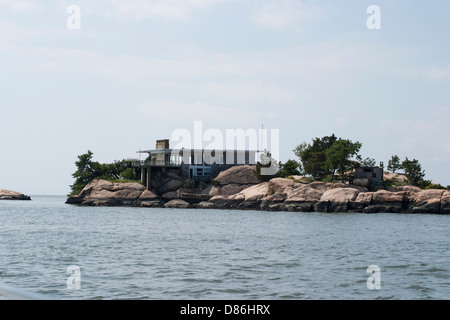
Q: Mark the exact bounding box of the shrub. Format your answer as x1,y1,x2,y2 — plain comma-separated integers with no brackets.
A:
425,183,446,190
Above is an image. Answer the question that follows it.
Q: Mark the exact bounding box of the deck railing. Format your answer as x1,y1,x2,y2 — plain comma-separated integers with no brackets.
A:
132,160,182,168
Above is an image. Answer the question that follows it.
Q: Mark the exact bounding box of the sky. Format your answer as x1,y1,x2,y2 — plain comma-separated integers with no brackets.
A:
0,0,449,195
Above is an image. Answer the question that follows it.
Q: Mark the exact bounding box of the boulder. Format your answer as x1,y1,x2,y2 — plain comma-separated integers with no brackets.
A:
364,190,407,213
412,189,444,214
213,165,261,185
67,179,146,206
196,201,216,209
66,179,163,207
164,199,190,208
136,189,163,207
0,189,31,200
285,184,325,203
159,179,183,194
161,191,178,200
316,187,362,212
208,195,243,209
209,183,255,196
440,191,450,214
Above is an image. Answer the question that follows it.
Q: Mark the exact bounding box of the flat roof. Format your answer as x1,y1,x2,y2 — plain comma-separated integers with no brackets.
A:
137,148,260,154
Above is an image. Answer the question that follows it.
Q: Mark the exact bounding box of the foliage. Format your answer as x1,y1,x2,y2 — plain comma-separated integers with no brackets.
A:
69,151,140,196
401,157,426,187
325,139,362,182
183,178,195,189
425,183,447,190
293,135,338,180
387,155,401,173
357,157,376,167
277,159,301,178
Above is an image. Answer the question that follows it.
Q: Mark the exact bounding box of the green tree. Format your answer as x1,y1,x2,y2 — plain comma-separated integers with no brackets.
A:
357,156,376,167
325,139,362,182
70,150,103,195
387,155,401,173
293,134,338,180
402,157,426,187
278,159,301,178
70,152,141,196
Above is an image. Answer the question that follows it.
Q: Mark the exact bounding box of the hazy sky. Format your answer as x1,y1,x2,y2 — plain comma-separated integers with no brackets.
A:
1,0,449,195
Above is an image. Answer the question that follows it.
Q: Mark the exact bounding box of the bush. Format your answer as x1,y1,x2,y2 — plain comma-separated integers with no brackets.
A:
183,179,195,189
425,183,447,190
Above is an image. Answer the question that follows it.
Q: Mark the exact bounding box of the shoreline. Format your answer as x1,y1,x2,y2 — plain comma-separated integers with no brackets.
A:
65,166,450,215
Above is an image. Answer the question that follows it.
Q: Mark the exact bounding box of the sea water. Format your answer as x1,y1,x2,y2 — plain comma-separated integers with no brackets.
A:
0,195,448,300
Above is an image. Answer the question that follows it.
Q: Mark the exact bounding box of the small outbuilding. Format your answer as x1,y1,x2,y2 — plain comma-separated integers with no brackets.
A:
353,164,384,191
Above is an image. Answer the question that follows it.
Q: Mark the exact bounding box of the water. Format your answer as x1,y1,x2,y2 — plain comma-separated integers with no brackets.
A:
0,195,448,300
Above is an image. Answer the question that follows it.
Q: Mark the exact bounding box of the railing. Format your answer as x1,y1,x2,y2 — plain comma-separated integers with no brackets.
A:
132,160,182,168
0,283,53,300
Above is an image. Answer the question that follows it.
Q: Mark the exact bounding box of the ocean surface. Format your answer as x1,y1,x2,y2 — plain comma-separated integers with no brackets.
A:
0,195,448,300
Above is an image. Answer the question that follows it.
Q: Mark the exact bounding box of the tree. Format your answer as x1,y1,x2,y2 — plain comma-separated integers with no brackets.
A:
293,134,338,180
70,150,103,196
70,152,141,196
278,159,301,178
358,157,376,167
401,157,426,187
325,139,362,182
387,155,401,173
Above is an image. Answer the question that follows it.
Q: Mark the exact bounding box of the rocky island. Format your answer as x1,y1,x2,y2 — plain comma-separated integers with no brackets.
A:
0,189,31,200
66,165,450,214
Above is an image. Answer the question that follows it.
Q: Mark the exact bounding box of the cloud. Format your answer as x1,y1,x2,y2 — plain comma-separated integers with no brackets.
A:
376,105,450,157
140,100,273,127
69,0,241,21
250,0,321,32
0,0,38,12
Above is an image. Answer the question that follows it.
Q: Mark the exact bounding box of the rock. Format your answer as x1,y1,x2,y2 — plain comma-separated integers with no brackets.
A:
161,191,178,200
136,189,163,207
159,179,183,194
285,184,325,203
196,201,216,209
316,187,362,212
385,185,421,193
213,165,261,185
0,189,31,200
66,179,163,207
412,189,444,214
164,199,190,208
320,188,361,202
384,172,409,183
364,190,408,213
440,191,450,214
165,170,183,181
179,193,210,204
208,195,243,209
209,183,255,196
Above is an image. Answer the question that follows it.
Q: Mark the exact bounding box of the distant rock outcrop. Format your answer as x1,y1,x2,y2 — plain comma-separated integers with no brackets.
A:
0,189,31,200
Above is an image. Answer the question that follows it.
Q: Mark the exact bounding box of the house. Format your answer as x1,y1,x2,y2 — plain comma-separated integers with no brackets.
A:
353,163,384,191
133,139,257,189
